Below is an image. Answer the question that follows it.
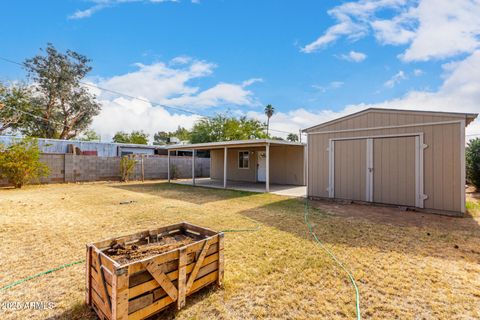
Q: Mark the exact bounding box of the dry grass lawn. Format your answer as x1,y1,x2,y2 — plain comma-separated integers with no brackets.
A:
1,181,479,319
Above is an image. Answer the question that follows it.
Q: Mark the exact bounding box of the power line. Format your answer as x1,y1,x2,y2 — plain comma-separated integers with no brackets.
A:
0,55,299,135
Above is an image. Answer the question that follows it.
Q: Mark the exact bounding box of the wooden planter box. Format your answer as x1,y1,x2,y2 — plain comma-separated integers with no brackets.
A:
85,222,224,320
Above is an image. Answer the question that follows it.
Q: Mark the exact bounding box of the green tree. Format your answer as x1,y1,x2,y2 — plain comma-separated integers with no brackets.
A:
0,82,32,133
0,138,50,188
172,126,191,142
153,131,169,145
190,114,266,143
287,133,299,142
466,138,480,190
22,43,100,139
79,129,100,141
153,127,191,145
113,130,149,144
264,104,275,137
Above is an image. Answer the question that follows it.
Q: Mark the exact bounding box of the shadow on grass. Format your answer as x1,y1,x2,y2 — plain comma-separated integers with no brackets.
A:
237,197,480,264
46,302,97,320
110,181,255,205
47,285,218,320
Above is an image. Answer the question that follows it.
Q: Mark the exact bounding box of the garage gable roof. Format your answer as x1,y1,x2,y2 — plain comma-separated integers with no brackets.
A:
302,108,478,133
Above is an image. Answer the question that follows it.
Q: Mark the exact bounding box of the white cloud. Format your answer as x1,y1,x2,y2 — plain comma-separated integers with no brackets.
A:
312,81,345,93
248,51,480,139
384,70,407,88
91,97,200,142
339,50,367,62
68,0,181,20
301,0,407,53
241,78,263,87
89,57,261,141
302,0,480,62
413,69,424,76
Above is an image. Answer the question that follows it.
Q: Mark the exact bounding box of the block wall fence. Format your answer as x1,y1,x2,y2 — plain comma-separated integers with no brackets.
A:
0,154,210,186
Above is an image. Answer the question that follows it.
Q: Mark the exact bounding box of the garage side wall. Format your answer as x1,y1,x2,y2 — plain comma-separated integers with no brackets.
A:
307,121,462,213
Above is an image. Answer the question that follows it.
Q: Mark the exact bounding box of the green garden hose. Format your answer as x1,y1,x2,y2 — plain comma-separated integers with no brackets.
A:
304,199,361,320
0,260,85,292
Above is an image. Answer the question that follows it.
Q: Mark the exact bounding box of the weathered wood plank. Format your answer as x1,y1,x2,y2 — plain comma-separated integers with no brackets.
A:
153,260,218,301
112,267,129,320
128,295,173,320
97,254,112,312
128,246,218,288
143,260,178,301
177,247,187,310
85,244,93,305
217,232,225,287
182,222,217,236
186,238,214,293
127,238,219,274
128,293,153,314
91,285,112,319
129,252,219,299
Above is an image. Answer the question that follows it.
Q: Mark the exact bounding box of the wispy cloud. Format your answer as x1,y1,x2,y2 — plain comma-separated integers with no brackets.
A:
301,0,480,62
68,0,181,20
339,50,367,62
384,70,407,88
413,69,424,76
312,81,344,93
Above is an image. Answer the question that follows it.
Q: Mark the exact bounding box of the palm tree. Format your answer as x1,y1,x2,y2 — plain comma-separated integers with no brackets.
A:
264,104,275,137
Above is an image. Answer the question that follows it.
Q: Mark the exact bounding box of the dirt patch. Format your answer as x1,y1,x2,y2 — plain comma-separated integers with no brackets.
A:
105,233,205,265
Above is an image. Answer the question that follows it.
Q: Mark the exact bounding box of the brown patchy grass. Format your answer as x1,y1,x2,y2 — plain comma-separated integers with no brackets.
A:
0,181,479,319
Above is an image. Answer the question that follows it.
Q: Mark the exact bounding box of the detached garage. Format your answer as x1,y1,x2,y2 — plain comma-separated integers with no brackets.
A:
303,108,478,216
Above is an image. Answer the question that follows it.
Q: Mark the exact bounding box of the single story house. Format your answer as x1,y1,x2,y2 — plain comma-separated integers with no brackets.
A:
166,139,306,192
303,108,478,216
0,136,165,157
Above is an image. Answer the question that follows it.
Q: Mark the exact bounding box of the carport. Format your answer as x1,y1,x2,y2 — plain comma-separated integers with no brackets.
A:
166,139,306,194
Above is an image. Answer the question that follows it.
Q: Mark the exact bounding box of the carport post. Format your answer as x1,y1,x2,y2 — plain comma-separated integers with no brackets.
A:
266,143,270,192
167,149,171,182
223,147,228,189
192,149,196,186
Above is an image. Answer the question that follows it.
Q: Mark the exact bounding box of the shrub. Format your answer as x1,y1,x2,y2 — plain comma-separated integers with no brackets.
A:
466,138,480,190
120,156,136,182
0,138,49,188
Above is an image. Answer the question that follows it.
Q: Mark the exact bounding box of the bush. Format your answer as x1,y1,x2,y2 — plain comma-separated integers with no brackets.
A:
120,156,136,182
466,138,480,190
0,138,49,188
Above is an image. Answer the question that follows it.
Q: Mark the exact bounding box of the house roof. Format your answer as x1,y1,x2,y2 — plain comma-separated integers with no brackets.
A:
166,139,305,151
302,108,479,133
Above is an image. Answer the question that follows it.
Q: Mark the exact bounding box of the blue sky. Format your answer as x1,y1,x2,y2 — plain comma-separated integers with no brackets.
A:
0,0,479,140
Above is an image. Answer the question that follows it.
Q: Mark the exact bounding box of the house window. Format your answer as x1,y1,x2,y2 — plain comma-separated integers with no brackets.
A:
238,151,250,169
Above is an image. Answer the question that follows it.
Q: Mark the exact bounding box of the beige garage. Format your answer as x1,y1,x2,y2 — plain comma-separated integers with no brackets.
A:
166,139,306,193
303,108,478,215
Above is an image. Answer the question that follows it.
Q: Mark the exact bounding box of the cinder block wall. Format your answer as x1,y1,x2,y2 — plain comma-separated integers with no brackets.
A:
0,154,210,186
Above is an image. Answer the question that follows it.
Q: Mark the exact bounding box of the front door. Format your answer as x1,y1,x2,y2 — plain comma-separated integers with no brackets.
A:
257,151,266,182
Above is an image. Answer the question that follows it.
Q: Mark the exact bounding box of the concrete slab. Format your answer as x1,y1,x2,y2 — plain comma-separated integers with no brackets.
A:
173,178,306,198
